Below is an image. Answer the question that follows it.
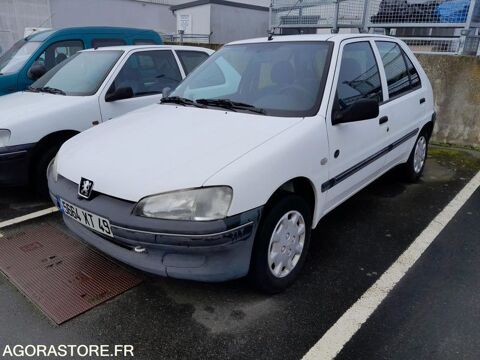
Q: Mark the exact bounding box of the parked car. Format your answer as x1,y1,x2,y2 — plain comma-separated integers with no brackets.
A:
0,26,163,96
0,45,213,193
48,34,435,293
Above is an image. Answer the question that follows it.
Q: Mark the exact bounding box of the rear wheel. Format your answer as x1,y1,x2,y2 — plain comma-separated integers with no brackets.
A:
402,132,428,182
249,194,312,294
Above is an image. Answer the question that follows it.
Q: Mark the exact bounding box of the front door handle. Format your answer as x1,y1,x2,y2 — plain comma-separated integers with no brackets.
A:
420,98,426,104
379,116,389,125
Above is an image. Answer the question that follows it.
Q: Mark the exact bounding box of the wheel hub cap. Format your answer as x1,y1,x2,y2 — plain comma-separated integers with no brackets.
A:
414,136,427,174
268,210,306,278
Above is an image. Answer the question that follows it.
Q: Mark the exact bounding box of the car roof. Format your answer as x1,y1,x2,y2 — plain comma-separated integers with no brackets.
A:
26,26,159,42
227,33,394,46
80,45,214,53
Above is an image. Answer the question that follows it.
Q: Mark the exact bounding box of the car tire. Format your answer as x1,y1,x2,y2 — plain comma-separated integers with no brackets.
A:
402,131,429,183
32,145,60,197
249,194,312,294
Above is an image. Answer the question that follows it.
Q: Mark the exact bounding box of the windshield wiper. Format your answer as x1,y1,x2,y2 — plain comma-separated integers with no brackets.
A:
37,86,66,95
160,96,205,108
30,86,66,95
196,99,265,114
26,86,40,93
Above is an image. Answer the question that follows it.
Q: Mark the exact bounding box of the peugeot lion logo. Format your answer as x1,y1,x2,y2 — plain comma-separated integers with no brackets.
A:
78,177,94,199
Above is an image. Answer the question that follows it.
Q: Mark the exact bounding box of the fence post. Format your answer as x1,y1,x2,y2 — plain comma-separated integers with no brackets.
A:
459,0,477,54
332,0,340,33
361,0,370,32
269,0,273,33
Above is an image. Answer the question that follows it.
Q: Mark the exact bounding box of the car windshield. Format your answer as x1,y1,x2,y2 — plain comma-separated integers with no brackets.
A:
0,40,41,74
171,41,332,117
30,50,123,96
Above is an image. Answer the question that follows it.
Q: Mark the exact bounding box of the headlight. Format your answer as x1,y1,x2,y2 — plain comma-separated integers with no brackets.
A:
47,156,58,182
0,130,10,148
133,186,233,221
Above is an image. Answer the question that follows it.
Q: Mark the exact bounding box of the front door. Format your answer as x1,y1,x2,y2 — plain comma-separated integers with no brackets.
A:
323,39,389,213
99,49,183,121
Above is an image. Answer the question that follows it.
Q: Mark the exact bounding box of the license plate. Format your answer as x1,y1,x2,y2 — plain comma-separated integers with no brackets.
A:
59,198,114,238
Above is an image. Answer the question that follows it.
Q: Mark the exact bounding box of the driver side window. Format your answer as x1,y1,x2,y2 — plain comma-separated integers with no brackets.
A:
108,50,182,98
35,40,84,72
335,42,383,112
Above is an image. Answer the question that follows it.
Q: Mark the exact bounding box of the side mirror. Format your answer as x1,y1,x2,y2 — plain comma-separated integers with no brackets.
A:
27,63,47,81
105,87,134,102
333,99,379,125
162,87,172,98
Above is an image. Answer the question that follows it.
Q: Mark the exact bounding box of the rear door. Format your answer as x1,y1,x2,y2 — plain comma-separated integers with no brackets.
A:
99,49,183,121
374,40,426,168
323,39,388,212
174,50,210,75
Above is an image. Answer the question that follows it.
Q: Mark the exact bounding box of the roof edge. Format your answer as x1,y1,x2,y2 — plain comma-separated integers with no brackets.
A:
171,0,269,12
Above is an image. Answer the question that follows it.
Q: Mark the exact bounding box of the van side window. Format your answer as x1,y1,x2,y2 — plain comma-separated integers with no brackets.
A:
92,39,126,48
176,51,209,75
134,39,157,45
35,40,84,71
108,50,182,98
376,41,412,98
403,51,421,89
335,41,383,111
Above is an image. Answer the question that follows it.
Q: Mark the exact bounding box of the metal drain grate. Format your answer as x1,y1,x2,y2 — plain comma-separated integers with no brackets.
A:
0,223,143,324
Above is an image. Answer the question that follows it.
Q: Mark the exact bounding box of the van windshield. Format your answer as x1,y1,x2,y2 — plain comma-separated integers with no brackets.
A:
30,50,123,96
0,40,41,74
171,41,333,117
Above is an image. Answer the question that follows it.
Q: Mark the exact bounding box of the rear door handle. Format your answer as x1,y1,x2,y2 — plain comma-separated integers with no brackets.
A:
420,98,426,104
379,116,389,125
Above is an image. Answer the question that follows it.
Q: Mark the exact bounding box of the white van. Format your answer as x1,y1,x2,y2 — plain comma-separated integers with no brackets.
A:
48,34,435,293
0,45,213,193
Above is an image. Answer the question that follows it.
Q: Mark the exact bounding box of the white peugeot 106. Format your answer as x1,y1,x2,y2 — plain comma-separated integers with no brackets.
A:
48,34,435,293
0,45,212,193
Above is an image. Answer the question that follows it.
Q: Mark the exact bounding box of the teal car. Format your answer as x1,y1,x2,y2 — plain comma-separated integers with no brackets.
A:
0,26,162,96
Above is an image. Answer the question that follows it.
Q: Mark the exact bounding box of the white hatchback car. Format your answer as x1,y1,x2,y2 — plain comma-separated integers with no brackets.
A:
48,34,435,293
0,45,213,193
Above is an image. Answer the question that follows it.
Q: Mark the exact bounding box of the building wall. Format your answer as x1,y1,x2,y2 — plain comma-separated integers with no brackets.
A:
210,4,269,44
49,0,177,34
174,4,212,36
0,0,51,54
417,54,480,148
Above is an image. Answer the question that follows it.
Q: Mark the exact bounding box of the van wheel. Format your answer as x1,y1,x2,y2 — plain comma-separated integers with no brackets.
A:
32,145,60,197
249,194,312,294
402,131,428,183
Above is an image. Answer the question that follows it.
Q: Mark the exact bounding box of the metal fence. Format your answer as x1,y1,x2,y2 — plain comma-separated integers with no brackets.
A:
161,33,212,44
270,0,480,55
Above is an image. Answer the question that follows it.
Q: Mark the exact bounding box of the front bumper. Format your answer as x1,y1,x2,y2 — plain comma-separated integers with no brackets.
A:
0,144,34,186
48,175,262,282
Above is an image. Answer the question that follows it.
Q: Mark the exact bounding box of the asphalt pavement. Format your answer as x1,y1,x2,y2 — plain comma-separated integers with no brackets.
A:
0,146,478,360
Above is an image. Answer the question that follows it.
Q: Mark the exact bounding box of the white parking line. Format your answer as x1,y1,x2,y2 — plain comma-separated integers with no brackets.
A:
303,170,480,360
0,207,59,230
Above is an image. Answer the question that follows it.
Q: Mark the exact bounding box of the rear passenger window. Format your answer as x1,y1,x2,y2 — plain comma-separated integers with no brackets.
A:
403,51,421,89
336,42,383,111
108,50,182,98
92,38,126,48
376,41,416,98
176,51,209,75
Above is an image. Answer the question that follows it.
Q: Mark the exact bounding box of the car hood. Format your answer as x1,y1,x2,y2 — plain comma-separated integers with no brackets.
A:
0,91,88,129
58,105,303,202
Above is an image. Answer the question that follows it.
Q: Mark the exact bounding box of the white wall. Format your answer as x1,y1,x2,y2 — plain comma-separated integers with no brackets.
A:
210,4,269,43
175,4,212,35
0,0,51,54
50,0,176,34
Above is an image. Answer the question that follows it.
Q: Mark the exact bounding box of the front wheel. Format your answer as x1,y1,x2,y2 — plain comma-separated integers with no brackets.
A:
249,194,312,294
402,132,428,182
